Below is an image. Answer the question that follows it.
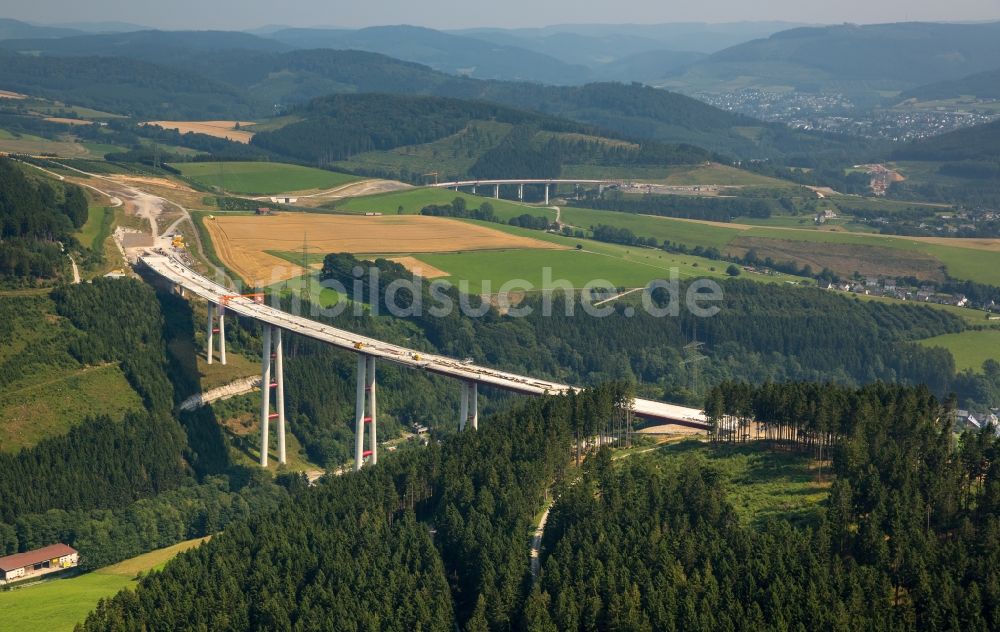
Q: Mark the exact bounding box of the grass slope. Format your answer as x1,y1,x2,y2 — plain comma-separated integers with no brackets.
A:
920,329,1000,372
412,220,803,294
559,210,1000,285
173,161,360,195
0,295,144,452
635,440,830,526
0,537,210,632
336,187,546,221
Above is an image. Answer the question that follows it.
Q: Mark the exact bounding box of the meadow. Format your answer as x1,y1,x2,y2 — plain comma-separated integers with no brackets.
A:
411,220,804,294
173,161,361,195
559,208,1000,285
74,204,114,251
0,364,143,452
635,440,830,526
919,328,1000,372
560,161,796,187
335,186,547,221
0,537,210,632
0,295,143,452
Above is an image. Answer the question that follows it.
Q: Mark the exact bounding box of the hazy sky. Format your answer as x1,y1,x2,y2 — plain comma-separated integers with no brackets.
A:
8,0,1000,30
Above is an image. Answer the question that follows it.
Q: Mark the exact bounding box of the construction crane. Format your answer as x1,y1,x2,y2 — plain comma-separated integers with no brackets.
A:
423,172,439,185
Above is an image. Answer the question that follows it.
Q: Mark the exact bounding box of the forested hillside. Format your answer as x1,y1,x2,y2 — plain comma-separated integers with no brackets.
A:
674,21,1000,93
77,380,1000,630
0,279,288,571
534,383,1000,630
0,41,875,161
889,119,1000,206
0,157,87,281
902,67,1000,101
250,93,713,177
77,386,623,630
0,49,260,119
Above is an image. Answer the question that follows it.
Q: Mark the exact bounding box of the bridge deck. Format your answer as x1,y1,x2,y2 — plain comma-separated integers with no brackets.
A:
141,255,707,428
433,178,619,188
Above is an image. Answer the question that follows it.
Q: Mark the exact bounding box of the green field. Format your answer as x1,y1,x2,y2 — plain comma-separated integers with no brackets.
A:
0,537,209,631
560,206,741,249
173,161,361,195
75,204,114,251
920,329,1000,372
558,209,1000,285
336,187,550,221
635,441,830,526
410,220,803,294
560,162,797,187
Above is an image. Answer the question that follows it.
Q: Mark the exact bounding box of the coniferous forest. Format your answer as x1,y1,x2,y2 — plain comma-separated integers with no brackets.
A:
75,382,1000,631
0,157,88,280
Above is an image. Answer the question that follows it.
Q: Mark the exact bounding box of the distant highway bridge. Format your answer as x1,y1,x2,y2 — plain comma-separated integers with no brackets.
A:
141,255,708,471
432,179,621,204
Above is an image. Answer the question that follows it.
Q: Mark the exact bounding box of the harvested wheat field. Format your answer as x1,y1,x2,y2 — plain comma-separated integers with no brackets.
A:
144,121,256,143
387,256,449,278
205,213,564,284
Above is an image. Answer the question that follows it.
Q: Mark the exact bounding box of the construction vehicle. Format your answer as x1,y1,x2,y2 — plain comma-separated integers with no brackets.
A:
221,293,265,305
171,235,185,249
354,342,365,350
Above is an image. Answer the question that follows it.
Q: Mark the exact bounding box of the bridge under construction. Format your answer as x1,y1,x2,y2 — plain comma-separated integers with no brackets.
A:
141,255,708,471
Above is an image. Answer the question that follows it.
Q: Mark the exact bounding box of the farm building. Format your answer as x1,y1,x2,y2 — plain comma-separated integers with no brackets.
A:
0,544,79,584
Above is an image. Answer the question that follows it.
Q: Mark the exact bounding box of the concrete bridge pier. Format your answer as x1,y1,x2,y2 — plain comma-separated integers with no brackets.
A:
355,354,377,470
259,325,285,467
544,184,550,205
218,307,226,365
206,303,227,365
459,380,479,431
275,328,286,464
494,184,500,199
206,302,214,365
472,184,477,194
518,184,524,201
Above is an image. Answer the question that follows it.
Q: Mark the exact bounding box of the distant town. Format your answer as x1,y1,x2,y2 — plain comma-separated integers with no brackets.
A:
698,88,1000,140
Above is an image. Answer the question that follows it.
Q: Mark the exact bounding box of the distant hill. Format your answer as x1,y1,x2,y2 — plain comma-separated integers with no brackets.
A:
590,49,708,82
0,18,81,40
267,25,592,84
901,67,1000,101
0,39,873,161
0,29,289,63
667,21,1000,95
892,119,1000,162
454,22,806,56
0,49,259,119
249,92,713,180
164,48,863,160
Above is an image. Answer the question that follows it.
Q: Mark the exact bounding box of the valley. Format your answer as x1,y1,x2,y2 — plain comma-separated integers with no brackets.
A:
1,12,1000,631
